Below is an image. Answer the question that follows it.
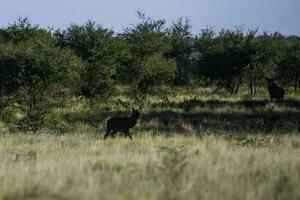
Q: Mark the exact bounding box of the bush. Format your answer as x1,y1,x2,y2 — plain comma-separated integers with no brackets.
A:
1,42,82,132
55,21,117,99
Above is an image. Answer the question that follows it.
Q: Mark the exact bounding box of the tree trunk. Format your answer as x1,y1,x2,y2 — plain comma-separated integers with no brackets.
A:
294,77,298,92
249,80,253,95
0,89,4,120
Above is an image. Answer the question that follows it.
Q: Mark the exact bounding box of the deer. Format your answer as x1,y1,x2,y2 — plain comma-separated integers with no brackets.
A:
264,77,285,102
104,98,141,139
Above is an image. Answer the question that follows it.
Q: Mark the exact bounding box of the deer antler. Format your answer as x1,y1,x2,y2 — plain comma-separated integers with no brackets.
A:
134,94,144,110
117,98,132,110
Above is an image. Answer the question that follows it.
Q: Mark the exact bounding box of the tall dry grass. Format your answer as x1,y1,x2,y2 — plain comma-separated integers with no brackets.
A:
0,133,300,200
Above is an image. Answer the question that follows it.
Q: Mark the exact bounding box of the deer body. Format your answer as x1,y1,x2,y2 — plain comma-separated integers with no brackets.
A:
265,78,285,102
104,109,140,139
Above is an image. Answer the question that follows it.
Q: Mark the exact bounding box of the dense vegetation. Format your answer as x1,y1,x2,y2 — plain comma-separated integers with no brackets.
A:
0,14,300,132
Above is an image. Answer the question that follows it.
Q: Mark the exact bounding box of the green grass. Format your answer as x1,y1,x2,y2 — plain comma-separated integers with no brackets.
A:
1,87,300,200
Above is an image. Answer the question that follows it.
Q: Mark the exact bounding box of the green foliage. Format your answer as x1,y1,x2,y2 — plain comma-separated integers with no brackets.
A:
136,54,176,93
278,38,300,91
0,18,82,132
4,17,52,44
0,44,20,109
55,21,117,98
11,43,82,132
199,28,254,93
0,18,55,119
121,12,168,60
167,18,194,85
116,12,175,97
1,15,300,132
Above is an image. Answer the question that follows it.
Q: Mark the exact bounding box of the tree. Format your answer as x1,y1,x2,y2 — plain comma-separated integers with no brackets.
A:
0,44,20,119
243,32,287,94
198,28,252,93
4,17,52,44
136,54,176,93
117,12,175,96
0,20,82,132
278,38,300,91
193,27,216,86
0,28,6,43
55,21,117,99
0,17,55,120
12,42,82,132
166,18,194,85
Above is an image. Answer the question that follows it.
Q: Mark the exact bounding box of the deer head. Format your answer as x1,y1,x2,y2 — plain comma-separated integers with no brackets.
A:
263,76,276,88
117,98,142,114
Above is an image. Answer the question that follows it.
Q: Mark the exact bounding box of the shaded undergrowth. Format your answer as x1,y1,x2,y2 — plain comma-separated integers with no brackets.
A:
152,98,300,111
59,98,300,135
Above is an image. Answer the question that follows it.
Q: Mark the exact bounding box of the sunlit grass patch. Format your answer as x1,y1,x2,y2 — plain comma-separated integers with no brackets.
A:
1,133,300,200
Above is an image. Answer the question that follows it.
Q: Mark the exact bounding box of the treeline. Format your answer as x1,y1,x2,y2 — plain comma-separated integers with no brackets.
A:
0,14,300,132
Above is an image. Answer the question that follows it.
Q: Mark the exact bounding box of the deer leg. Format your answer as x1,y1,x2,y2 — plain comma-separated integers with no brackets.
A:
110,130,118,138
125,129,133,140
104,127,115,139
104,130,111,139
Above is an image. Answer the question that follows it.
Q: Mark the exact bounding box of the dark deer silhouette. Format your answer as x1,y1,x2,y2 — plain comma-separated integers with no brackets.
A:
104,99,141,139
265,77,285,102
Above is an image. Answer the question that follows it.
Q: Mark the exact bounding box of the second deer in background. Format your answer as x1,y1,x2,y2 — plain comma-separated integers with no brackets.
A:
265,77,285,102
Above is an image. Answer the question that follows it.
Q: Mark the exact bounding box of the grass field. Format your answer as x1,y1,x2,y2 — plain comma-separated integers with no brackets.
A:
0,87,300,200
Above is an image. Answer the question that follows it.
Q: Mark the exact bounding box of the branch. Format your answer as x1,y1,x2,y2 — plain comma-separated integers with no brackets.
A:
117,98,132,110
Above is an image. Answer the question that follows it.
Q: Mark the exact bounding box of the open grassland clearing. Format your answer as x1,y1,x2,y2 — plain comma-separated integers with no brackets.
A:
1,87,300,200
0,134,300,200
